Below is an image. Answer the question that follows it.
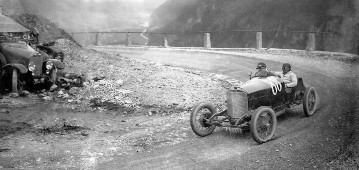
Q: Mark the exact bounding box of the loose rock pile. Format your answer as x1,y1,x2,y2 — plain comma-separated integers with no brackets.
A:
50,39,228,114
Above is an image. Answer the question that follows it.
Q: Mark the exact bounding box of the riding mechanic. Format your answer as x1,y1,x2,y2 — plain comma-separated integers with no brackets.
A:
274,63,297,88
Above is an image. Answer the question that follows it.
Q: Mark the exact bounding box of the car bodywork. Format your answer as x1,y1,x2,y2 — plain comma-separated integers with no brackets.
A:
190,75,318,144
37,43,64,62
229,76,306,116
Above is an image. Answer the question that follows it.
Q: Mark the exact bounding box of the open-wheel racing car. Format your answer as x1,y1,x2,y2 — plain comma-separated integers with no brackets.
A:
190,74,318,144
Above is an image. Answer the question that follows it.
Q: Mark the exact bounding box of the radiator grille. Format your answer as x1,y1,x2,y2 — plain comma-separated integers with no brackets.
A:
227,90,248,118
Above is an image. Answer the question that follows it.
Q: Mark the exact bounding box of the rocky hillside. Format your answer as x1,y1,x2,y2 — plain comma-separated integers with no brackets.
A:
9,13,76,44
148,0,359,54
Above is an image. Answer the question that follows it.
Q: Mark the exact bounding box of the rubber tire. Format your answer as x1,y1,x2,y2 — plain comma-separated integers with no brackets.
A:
190,103,216,137
0,53,6,69
303,86,318,117
0,69,6,93
50,68,57,83
250,106,277,144
11,68,21,94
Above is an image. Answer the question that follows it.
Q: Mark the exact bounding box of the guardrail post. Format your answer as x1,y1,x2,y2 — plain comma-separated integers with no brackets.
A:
256,31,262,49
126,32,132,46
306,32,316,51
95,32,99,46
204,33,211,48
163,37,168,48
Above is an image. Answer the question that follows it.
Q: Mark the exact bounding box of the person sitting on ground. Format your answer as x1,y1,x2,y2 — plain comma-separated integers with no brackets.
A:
274,63,297,88
254,62,276,78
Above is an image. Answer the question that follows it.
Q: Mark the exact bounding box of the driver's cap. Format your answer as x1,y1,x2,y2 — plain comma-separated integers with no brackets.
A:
256,62,266,69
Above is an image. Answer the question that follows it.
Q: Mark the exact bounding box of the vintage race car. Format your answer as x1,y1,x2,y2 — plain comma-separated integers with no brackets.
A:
190,75,318,144
0,14,64,95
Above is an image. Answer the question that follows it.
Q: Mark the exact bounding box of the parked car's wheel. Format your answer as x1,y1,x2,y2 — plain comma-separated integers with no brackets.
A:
0,53,6,69
250,106,277,144
190,103,216,137
50,68,57,83
0,69,6,92
303,86,318,117
11,68,24,94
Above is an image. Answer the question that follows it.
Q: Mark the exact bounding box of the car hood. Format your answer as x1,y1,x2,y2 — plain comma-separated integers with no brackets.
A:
239,76,284,94
0,41,38,64
38,45,63,53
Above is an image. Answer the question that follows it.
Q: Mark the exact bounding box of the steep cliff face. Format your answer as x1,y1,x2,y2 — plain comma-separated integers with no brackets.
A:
148,0,359,54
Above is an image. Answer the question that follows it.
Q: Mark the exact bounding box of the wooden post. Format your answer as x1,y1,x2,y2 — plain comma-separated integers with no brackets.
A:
163,37,168,48
306,32,316,51
204,33,211,48
95,32,99,46
126,32,132,46
256,31,262,49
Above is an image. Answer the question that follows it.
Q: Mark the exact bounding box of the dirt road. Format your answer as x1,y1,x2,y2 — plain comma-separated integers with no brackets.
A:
93,47,359,169
1,47,358,169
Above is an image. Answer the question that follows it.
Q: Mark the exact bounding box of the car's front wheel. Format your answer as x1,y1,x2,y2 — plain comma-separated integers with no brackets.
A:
0,53,6,69
250,106,277,144
11,68,24,95
190,103,216,137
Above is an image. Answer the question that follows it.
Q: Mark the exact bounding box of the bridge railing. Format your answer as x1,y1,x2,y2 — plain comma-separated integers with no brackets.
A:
69,30,359,54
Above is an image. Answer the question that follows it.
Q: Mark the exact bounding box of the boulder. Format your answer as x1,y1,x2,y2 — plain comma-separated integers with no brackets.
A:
68,87,80,95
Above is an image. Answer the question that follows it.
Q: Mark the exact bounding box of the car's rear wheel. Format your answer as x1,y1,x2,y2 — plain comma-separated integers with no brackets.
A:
190,103,216,137
303,86,318,117
250,106,277,144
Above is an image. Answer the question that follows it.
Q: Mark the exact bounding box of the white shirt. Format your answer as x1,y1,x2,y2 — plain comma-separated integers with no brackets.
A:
274,71,297,87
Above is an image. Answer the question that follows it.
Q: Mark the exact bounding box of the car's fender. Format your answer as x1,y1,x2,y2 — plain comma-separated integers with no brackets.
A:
46,59,65,69
2,63,28,74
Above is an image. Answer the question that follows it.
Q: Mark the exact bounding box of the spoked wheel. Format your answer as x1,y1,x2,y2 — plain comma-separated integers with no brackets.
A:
190,103,216,137
0,69,6,93
250,106,277,144
303,86,318,117
0,53,6,69
11,68,24,94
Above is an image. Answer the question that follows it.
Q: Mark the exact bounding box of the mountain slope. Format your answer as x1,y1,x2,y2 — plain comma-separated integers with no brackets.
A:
148,0,359,54
9,13,76,44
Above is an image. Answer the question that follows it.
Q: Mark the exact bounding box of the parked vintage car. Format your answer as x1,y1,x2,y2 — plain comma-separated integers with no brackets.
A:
0,14,64,95
190,75,318,144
